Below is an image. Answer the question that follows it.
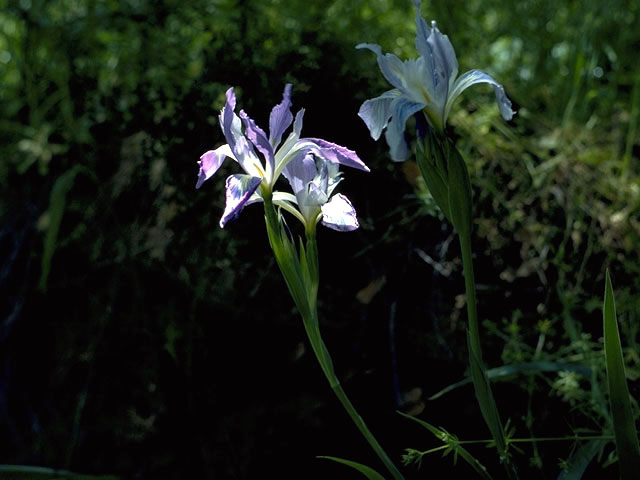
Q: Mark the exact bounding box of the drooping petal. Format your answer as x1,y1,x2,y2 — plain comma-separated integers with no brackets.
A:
385,96,426,162
306,138,370,172
220,173,263,227
358,90,399,141
444,69,515,124
321,193,359,231
356,43,405,90
240,109,274,177
269,84,294,150
427,22,459,93
196,144,234,189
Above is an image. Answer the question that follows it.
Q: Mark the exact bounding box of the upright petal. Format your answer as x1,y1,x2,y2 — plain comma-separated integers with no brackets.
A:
321,194,359,231
306,138,370,172
220,174,263,227
220,88,242,153
427,22,459,93
444,69,515,124
306,181,329,207
385,96,425,162
269,84,294,150
358,90,399,141
413,0,433,64
240,110,274,177
196,144,234,189
283,152,317,196
293,108,305,137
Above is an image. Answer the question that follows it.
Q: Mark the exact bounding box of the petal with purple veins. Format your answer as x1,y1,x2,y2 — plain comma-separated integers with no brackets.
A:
196,144,234,189
220,88,243,153
321,193,359,231
306,138,369,172
220,174,263,227
240,110,274,176
269,84,293,150
283,152,317,196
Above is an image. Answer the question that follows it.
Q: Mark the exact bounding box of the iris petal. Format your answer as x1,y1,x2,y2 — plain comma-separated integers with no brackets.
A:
220,174,263,227
413,0,433,66
321,194,359,231
385,96,425,162
358,90,399,141
356,43,404,90
427,22,459,93
269,84,293,150
444,69,515,124
220,88,242,153
196,144,234,189
240,110,274,177
283,152,317,196
306,138,369,172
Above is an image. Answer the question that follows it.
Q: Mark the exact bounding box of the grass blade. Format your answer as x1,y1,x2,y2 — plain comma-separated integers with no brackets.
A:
0,465,118,480
317,456,386,480
557,439,606,480
429,361,592,400
603,270,640,479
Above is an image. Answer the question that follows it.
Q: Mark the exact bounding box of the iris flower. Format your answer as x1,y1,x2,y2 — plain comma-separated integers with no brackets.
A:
197,85,368,230
357,0,515,161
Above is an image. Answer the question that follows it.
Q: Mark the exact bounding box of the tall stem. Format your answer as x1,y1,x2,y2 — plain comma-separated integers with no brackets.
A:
262,198,404,480
459,232,482,363
301,311,404,480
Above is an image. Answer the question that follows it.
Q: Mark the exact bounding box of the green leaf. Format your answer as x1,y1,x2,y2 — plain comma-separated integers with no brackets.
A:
416,134,451,222
446,141,473,239
428,361,593,400
0,465,118,480
397,412,494,480
557,439,607,480
39,166,82,291
467,332,507,455
317,456,386,480
603,270,640,479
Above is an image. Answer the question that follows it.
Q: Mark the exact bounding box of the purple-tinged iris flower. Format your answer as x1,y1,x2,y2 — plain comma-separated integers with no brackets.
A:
197,84,369,229
280,152,359,231
357,0,515,162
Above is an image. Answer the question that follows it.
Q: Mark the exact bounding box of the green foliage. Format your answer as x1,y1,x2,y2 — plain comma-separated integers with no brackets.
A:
1,0,640,478
603,271,640,479
318,456,386,480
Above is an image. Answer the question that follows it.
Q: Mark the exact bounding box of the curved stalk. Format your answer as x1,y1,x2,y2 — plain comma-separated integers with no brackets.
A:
262,195,404,480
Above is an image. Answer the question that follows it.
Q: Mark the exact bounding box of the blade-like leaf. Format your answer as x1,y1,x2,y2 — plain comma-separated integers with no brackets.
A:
557,439,607,480
39,166,81,291
603,270,640,479
318,456,386,480
429,361,593,400
0,465,118,480
446,141,472,239
416,135,451,222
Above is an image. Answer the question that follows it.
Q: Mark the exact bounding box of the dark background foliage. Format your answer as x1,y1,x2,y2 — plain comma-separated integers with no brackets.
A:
1,0,640,478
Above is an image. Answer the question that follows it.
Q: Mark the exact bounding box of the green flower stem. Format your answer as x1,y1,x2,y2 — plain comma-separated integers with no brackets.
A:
301,309,404,480
262,194,404,480
458,232,481,363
